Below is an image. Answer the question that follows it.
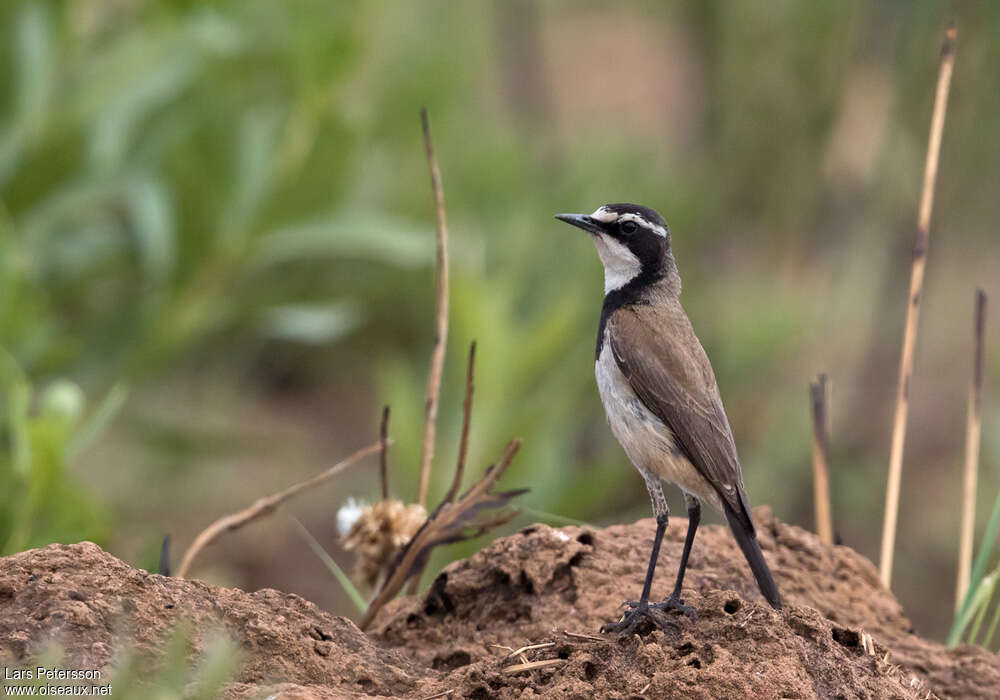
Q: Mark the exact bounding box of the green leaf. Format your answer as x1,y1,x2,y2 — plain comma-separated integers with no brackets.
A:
252,213,435,269
257,301,362,345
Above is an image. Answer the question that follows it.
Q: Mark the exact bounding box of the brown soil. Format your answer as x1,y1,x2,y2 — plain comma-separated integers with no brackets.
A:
1,508,996,699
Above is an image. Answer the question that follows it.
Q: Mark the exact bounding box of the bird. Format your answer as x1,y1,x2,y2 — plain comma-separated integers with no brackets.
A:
555,203,781,634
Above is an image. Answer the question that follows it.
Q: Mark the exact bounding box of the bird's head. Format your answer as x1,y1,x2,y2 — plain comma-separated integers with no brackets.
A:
556,203,675,295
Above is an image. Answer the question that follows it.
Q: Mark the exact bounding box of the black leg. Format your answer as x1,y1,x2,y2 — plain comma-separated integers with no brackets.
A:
601,478,693,635
637,513,669,606
601,513,670,635
670,496,701,600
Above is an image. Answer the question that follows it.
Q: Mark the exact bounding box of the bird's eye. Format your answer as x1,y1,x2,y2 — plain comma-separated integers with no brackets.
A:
620,220,638,234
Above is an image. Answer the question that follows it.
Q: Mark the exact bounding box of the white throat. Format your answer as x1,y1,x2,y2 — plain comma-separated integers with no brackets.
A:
592,234,641,294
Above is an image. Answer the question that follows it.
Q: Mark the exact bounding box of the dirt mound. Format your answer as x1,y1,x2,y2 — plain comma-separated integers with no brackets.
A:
1,509,997,698
0,542,420,698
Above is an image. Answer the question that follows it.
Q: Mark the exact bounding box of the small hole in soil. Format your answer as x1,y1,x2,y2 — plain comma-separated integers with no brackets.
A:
687,658,702,669
357,678,373,689
469,686,490,700
568,552,584,568
832,628,860,647
164,604,174,609
577,532,594,546
521,526,538,536
676,642,695,657
583,661,599,681
724,599,741,614
432,650,472,671
556,646,572,660
519,571,535,595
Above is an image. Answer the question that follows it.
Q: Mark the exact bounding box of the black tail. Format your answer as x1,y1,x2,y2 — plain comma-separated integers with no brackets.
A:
723,505,782,609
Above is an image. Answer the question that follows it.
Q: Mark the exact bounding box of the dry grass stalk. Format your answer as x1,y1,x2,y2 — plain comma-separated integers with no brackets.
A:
504,642,555,660
810,374,834,545
444,342,476,505
380,405,391,500
359,439,525,630
879,24,957,588
418,691,454,700
407,342,476,595
502,659,566,675
561,630,604,643
158,534,171,576
417,106,451,508
175,441,384,578
956,289,987,610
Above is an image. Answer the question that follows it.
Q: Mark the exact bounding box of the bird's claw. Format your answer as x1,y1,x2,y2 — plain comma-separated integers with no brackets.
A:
649,594,696,619
601,596,694,636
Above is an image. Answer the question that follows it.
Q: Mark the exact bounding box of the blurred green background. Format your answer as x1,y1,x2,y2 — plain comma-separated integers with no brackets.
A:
1,0,998,642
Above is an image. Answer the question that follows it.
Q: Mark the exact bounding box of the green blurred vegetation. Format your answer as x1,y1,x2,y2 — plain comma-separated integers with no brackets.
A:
2,624,241,699
1,0,999,642
950,492,1000,650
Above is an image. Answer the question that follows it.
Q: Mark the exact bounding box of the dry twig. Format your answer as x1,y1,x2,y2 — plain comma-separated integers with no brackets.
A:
359,439,525,629
176,441,384,578
418,106,451,508
158,534,171,576
956,289,987,610
380,405,391,500
444,342,476,505
810,374,834,545
879,24,957,588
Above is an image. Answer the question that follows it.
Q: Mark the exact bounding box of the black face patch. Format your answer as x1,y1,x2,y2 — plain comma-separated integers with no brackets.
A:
596,206,670,278
592,204,675,359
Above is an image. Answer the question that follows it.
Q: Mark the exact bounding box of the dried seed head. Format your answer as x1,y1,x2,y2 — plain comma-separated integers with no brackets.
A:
336,497,368,536
340,499,427,590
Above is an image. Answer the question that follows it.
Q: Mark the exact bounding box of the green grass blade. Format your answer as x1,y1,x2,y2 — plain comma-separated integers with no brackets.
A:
521,506,592,528
952,571,998,647
967,574,997,646
983,595,1000,649
188,632,242,700
290,517,366,613
949,491,1000,646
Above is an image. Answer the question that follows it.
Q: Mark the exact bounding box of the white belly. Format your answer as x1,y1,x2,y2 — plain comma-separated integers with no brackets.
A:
595,340,721,510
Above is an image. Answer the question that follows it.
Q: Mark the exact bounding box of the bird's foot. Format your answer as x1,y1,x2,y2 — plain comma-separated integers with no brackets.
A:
600,596,692,636
649,593,696,619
